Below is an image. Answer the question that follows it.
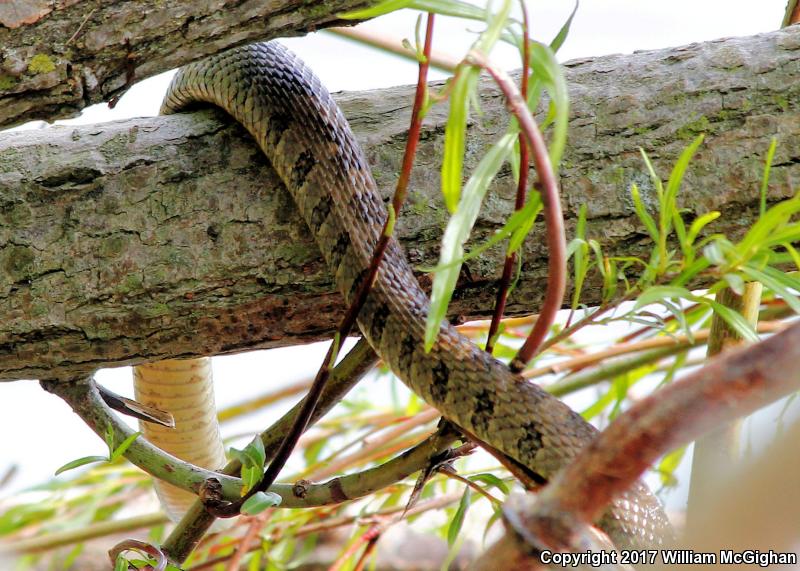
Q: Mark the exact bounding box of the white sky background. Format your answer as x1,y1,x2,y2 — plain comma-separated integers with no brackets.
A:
0,0,794,516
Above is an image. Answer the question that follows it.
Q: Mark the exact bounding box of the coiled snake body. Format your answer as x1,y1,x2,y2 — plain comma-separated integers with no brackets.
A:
139,41,672,548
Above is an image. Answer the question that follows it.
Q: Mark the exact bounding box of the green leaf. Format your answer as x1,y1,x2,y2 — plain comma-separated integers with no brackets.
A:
447,488,471,546
419,196,541,273
507,192,542,253
549,1,579,53
114,554,128,571
760,137,778,218
736,194,800,264
245,437,266,469
110,431,141,462
528,41,569,168
687,211,720,246
664,135,704,221
657,446,687,487
741,265,800,314
338,0,413,20
702,298,759,343
570,204,590,310
703,240,727,266
242,465,262,495
241,491,282,515
468,473,510,495
441,67,480,213
633,285,693,310
630,183,659,242
410,0,488,20
55,455,108,476
104,424,115,454
426,133,516,351
722,273,746,296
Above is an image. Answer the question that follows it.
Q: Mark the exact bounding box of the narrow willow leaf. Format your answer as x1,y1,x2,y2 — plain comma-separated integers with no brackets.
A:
687,211,720,246
701,299,759,343
110,431,141,462
760,137,778,217
633,285,692,310
660,136,703,272
764,224,800,247
736,195,800,262
114,555,128,571
410,0,487,20
722,273,746,296
447,488,472,546
419,195,541,273
241,465,261,495
246,437,266,469
473,0,512,54
528,41,569,168
242,491,282,515
639,149,665,200
657,446,687,487
570,205,590,310
783,243,800,271
507,194,542,253
441,67,480,213
426,133,516,351
665,135,704,216
630,183,659,242
550,0,579,53
659,299,693,342
55,455,107,476
703,240,726,266
469,473,510,495
741,265,800,314
104,424,115,454
338,0,413,20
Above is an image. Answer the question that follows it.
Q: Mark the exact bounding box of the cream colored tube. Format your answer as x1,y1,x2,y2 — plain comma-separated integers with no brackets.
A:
133,358,226,521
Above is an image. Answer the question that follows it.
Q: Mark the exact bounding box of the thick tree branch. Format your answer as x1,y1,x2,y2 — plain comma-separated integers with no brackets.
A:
0,27,798,381
0,0,374,128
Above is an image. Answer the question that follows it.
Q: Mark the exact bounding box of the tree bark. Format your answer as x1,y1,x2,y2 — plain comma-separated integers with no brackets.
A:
0,0,373,128
1,27,798,381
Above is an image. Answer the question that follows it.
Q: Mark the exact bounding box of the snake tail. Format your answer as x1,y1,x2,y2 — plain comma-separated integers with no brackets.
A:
133,358,226,521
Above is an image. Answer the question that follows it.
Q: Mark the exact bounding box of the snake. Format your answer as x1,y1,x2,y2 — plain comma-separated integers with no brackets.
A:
133,40,673,549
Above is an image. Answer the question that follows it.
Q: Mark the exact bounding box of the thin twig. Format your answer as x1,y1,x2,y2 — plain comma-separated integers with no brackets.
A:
185,494,461,571
328,25,458,72
485,1,531,355
524,320,784,380
65,7,96,45
460,53,566,371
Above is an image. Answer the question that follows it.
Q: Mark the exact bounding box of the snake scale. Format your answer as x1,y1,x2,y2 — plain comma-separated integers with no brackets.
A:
140,41,673,549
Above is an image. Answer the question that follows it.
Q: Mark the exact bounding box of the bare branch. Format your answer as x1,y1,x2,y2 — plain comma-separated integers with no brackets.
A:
0,27,798,381
0,0,374,128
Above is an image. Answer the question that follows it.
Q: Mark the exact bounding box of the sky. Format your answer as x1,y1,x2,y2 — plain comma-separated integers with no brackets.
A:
0,0,793,508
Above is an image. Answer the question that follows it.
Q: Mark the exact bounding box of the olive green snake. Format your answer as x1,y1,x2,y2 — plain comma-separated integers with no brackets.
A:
133,41,673,549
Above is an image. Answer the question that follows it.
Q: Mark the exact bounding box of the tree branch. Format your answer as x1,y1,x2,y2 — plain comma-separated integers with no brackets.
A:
1,27,799,381
482,318,800,563
0,0,374,128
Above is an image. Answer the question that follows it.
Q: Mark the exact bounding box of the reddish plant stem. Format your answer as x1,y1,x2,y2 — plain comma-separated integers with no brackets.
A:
204,14,436,518
484,1,531,355
352,527,382,571
463,51,567,373
521,319,800,552
329,524,383,571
